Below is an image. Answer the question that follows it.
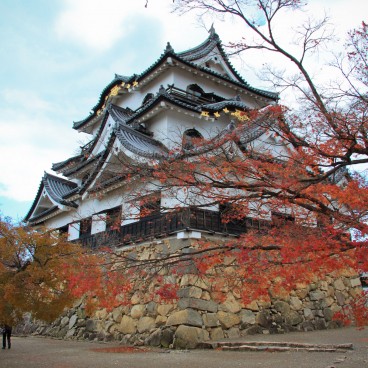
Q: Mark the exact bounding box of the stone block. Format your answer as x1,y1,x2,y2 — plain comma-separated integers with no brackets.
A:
309,290,325,301
177,286,203,299
323,308,334,321
303,308,313,320
112,307,123,323
85,319,97,332
60,316,69,328
180,275,210,290
203,313,219,327
255,310,273,328
239,309,256,325
217,311,241,329
210,327,224,340
244,301,259,311
290,297,303,311
155,315,167,326
274,301,291,315
137,316,156,333
285,310,303,326
178,298,218,312
350,278,361,288
335,291,346,306
174,325,208,349
157,304,174,316
219,297,241,314
166,309,203,327
68,315,78,330
333,278,346,291
131,304,145,319
119,315,136,334
146,302,158,317
161,328,175,348
226,327,240,339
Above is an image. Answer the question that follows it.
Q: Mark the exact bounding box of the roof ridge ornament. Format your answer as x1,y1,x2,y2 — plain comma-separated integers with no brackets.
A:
209,23,219,40
165,42,174,54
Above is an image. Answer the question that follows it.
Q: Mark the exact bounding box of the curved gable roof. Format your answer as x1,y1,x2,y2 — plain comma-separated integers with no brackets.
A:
24,172,78,223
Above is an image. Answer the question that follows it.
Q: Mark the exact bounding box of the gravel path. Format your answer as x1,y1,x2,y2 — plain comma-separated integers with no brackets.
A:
1,327,367,368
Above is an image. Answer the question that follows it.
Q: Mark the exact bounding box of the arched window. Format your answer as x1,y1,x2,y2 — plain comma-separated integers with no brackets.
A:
186,84,204,100
183,129,203,150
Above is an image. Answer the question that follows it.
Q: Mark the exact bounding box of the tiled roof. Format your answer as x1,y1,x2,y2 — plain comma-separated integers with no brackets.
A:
115,123,169,158
52,154,84,171
24,172,78,222
73,30,278,131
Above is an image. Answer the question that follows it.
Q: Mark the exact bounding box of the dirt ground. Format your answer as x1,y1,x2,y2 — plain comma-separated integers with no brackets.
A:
1,327,367,368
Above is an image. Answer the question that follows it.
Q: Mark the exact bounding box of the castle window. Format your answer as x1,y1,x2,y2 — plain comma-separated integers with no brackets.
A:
80,217,92,237
140,193,161,219
105,206,122,230
183,129,203,150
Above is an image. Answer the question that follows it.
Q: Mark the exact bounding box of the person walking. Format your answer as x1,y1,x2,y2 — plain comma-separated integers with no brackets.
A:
2,325,12,349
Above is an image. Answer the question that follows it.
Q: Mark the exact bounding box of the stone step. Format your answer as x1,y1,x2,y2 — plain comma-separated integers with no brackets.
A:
199,341,354,352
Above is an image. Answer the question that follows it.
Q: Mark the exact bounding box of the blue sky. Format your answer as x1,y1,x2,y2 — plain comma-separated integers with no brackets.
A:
0,0,366,222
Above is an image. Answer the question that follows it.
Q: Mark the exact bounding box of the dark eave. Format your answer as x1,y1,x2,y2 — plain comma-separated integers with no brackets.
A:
26,206,59,225
52,153,84,172
24,173,78,222
73,31,277,131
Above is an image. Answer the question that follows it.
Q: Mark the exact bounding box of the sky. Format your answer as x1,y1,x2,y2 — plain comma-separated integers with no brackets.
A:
0,0,366,222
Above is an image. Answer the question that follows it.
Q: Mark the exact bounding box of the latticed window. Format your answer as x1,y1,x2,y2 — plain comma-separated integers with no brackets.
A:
105,206,122,230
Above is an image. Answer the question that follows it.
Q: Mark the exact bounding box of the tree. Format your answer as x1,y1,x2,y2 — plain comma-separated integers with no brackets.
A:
105,0,368,324
0,216,100,324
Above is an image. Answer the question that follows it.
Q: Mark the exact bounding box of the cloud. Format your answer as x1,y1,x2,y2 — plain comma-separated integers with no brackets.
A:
54,0,148,51
0,89,82,202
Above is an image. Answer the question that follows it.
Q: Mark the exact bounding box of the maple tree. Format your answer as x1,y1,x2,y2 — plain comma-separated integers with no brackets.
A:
0,216,101,324
98,0,368,324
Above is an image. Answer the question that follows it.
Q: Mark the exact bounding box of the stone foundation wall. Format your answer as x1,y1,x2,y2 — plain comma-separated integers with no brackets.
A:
24,236,365,348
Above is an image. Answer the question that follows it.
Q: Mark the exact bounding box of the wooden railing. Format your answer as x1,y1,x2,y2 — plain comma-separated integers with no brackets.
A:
77,208,271,249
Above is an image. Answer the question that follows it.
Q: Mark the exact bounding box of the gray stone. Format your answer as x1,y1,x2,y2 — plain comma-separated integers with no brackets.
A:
290,297,303,311
244,325,263,335
65,328,76,338
137,317,156,333
315,318,327,330
335,291,345,306
210,327,224,340
239,309,256,325
255,310,273,328
274,301,291,315
161,328,175,348
226,327,240,338
285,310,303,326
145,329,162,347
166,309,203,327
303,308,314,320
323,308,334,321
174,325,208,349
112,307,123,323
178,298,218,312
217,311,241,329
68,315,78,330
309,291,325,301
203,313,219,327
86,319,97,332
177,287,203,299
146,302,158,317
60,316,69,328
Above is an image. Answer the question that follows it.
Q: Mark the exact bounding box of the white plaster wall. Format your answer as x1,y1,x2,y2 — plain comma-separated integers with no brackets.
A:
68,222,80,241
92,213,106,234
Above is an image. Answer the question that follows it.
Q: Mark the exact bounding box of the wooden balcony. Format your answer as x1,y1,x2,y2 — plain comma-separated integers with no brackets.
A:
78,208,270,249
